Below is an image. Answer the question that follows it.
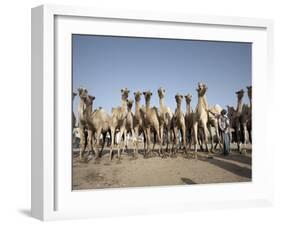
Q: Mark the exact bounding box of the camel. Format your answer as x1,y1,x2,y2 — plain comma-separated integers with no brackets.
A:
192,83,210,159
184,94,195,147
207,104,223,151
124,99,137,158
72,92,77,129
77,87,89,159
157,87,173,155
109,88,129,160
83,95,111,159
133,91,146,156
171,94,188,157
142,91,162,158
230,89,250,152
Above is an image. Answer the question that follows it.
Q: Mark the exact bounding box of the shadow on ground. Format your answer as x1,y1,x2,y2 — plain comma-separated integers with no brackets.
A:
199,155,252,179
181,178,197,184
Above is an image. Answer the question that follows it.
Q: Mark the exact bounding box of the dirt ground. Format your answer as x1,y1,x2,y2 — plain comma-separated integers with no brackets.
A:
72,144,252,190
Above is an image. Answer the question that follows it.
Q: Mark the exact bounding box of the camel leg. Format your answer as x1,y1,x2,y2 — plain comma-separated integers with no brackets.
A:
212,123,222,151
118,126,126,160
235,121,241,153
134,126,139,158
123,129,127,154
172,127,178,157
99,132,107,158
94,129,102,160
130,129,138,158
144,128,151,158
203,124,210,157
155,126,163,157
193,123,198,159
242,123,248,154
78,127,87,160
181,125,188,157
207,124,214,152
86,130,93,156
109,127,115,161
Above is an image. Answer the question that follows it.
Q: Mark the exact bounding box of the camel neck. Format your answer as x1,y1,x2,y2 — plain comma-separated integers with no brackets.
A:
78,98,86,119
84,104,92,119
135,100,140,114
145,99,150,111
186,102,191,115
176,102,182,112
198,96,208,111
236,98,243,113
121,99,127,110
159,98,165,108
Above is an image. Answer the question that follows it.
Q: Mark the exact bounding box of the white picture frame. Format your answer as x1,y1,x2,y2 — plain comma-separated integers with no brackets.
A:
31,4,274,221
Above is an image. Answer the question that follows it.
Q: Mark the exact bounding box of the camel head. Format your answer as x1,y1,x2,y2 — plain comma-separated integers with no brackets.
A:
247,86,252,100
235,89,244,100
77,87,88,100
121,88,130,101
134,91,142,102
84,95,95,107
157,87,166,99
196,82,208,97
143,90,153,102
184,93,192,104
175,93,183,104
126,99,134,110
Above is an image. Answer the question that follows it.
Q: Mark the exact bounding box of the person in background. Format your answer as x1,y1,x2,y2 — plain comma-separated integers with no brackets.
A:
218,109,230,156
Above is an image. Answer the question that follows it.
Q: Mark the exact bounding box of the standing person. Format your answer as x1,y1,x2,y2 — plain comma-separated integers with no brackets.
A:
218,109,230,156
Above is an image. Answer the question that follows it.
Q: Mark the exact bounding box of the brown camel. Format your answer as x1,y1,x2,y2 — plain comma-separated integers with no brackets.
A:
184,94,195,147
109,88,129,160
83,95,111,160
77,87,89,159
157,87,173,155
142,91,162,158
233,89,250,152
172,94,188,157
124,99,137,158
192,83,210,159
133,91,146,156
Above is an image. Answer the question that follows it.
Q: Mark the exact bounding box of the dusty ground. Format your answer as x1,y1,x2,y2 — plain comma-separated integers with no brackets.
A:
72,144,252,190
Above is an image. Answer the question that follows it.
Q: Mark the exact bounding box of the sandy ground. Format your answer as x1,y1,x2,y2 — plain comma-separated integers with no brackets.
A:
72,144,252,190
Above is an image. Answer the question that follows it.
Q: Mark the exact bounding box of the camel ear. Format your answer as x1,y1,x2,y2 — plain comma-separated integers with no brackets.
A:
77,88,82,95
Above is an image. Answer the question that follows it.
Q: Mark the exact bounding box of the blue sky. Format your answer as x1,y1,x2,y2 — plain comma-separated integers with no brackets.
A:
72,34,251,116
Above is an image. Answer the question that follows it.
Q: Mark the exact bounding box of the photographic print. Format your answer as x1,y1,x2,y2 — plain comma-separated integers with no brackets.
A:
72,35,252,190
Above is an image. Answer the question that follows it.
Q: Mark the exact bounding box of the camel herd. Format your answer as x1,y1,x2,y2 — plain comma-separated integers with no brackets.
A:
73,83,252,161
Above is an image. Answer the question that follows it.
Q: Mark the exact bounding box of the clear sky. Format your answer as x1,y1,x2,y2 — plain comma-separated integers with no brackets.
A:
72,34,251,116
